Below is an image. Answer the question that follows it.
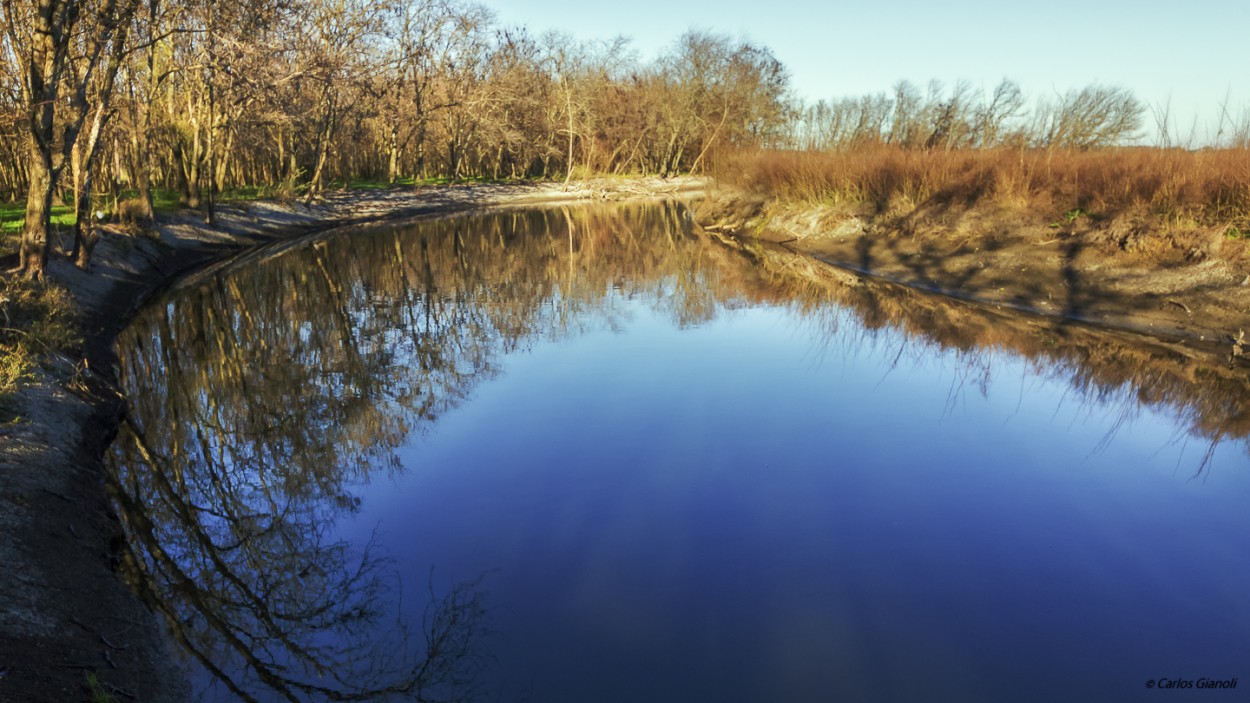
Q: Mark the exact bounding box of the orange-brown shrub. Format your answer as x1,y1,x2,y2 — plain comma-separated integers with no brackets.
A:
713,146,1250,226
115,197,152,224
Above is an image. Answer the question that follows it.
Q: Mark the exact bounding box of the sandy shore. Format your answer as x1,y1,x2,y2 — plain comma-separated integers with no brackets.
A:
0,177,706,703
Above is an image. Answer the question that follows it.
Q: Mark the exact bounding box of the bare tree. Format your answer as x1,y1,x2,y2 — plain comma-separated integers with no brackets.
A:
1,0,137,279
1035,84,1145,150
68,0,141,266
974,78,1025,147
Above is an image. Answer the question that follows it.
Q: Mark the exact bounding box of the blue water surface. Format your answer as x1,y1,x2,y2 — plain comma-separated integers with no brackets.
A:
349,301,1250,703
109,204,1250,703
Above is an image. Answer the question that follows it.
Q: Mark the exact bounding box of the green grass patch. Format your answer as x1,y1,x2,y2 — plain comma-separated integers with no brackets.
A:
84,672,118,703
134,189,181,213
325,177,419,190
98,187,268,217
110,188,190,214
0,202,77,232
415,175,536,186
219,184,282,201
0,203,75,258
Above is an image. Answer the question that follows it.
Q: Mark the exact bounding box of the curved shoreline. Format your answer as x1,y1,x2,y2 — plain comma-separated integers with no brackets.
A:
4,175,1246,701
0,178,705,702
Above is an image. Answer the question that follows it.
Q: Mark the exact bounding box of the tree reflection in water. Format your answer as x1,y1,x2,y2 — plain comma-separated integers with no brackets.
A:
722,237,1250,474
107,202,1250,701
107,202,769,701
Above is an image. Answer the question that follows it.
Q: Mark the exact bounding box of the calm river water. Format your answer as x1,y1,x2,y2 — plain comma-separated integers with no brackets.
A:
107,202,1250,703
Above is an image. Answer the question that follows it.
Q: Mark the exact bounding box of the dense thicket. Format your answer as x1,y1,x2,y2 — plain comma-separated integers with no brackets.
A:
2,0,1236,279
0,0,790,278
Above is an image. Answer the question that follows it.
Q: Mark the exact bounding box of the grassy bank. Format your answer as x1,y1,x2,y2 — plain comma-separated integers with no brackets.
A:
714,147,1250,263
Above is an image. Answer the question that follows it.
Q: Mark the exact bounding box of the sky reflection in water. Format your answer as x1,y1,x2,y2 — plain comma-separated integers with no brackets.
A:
109,203,1250,703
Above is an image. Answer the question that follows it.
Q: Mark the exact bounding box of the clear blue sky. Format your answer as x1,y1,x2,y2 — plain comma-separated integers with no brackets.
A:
488,0,1250,144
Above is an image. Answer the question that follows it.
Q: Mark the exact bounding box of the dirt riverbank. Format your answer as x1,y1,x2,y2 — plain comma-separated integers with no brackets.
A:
0,177,705,703
695,186,1250,356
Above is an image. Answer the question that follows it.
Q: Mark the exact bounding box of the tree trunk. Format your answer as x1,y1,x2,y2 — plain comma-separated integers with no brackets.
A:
288,134,298,183
205,102,216,226
70,4,134,268
70,149,93,266
18,154,54,281
17,0,62,281
131,125,155,219
447,133,460,180
308,126,331,197
173,140,199,208
387,122,400,184
307,89,337,200
215,128,235,195
563,76,574,186
414,114,427,179
135,1,158,220
71,102,111,266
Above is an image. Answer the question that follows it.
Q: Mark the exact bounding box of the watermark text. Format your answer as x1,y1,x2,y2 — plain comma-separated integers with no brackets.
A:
1146,678,1238,690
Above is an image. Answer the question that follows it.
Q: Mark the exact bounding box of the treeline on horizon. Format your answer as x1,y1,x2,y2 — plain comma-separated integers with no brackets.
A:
2,0,1249,279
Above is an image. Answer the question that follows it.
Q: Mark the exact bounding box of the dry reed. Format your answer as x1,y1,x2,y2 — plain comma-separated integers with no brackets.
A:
715,147,1250,230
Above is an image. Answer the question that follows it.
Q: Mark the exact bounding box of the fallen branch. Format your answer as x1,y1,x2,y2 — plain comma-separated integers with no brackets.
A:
97,679,134,699
1164,298,1192,315
100,634,128,651
40,487,77,504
